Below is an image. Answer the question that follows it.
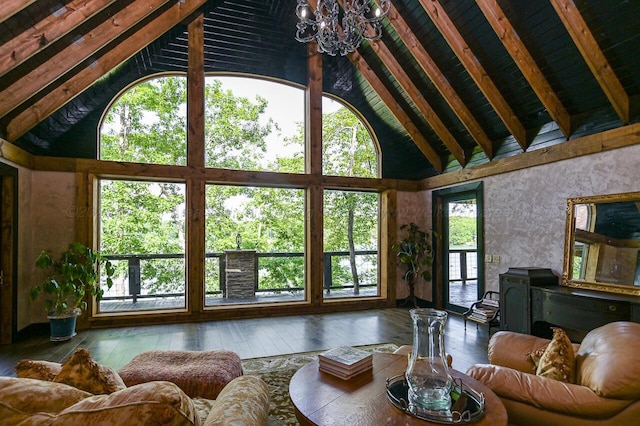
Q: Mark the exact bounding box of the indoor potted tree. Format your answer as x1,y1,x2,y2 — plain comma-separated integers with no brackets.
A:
392,222,434,307
30,242,115,341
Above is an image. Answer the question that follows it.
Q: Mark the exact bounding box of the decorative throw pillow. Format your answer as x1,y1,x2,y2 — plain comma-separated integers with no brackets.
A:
534,327,575,383
53,381,199,426
0,377,91,415
14,359,62,381
53,348,126,394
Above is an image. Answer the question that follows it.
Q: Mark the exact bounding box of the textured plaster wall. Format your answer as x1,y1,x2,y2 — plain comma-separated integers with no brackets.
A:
407,144,640,302
20,171,77,329
395,190,431,301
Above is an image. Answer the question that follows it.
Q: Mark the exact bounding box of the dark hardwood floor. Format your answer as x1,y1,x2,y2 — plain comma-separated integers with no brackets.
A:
0,308,492,377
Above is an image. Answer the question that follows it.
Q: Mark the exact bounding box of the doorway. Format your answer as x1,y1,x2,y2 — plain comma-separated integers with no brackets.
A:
0,163,17,344
432,182,483,314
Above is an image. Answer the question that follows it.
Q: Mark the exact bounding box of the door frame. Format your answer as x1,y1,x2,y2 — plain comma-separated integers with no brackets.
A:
432,182,484,313
0,162,18,344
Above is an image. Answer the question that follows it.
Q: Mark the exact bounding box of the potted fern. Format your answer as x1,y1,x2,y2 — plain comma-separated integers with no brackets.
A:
392,222,434,307
30,242,115,341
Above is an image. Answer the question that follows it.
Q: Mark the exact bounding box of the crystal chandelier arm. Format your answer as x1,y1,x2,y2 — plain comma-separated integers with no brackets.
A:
295,0,389,56
296,1,319,43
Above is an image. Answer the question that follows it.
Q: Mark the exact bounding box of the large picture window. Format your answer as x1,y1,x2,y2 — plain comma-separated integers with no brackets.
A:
98,74,381,316
204,185,305,306
98,180,186,313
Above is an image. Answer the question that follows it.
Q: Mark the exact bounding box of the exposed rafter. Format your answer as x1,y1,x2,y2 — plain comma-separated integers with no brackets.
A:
0,0,37,24
550,0,630,124
308,1,443,171
6,0,209,142
0,0,637,178
383,0,494,159
418,0,528,150
0,0,171,118
0,0,118,78
337,0,466,166
476,0,572,138
349,50,443,173
365,39,466,166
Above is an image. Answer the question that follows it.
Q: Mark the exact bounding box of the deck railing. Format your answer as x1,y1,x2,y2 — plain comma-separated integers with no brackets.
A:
448,248,478,285
101,250,378,303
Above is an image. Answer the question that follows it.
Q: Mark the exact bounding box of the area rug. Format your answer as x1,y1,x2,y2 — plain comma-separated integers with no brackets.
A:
241,343,399,425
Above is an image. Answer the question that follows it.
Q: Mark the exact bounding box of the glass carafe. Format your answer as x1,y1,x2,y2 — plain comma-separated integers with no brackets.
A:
406,308,453,413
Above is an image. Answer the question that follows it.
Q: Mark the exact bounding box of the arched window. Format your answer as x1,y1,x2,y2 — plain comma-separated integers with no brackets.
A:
97,75,381,315
101,76,187,165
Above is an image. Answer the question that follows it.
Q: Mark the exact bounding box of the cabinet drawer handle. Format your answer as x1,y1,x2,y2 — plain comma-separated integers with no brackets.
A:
609,305,617,312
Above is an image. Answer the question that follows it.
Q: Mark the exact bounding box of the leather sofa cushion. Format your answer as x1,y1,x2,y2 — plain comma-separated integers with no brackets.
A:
488,331,552,373
467,364,633,419
577,322,640,399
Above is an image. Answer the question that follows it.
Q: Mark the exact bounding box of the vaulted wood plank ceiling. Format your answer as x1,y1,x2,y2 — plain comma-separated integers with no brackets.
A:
0,0,638,179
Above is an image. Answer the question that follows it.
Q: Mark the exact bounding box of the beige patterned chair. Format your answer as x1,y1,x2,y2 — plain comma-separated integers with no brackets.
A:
2,348,270,426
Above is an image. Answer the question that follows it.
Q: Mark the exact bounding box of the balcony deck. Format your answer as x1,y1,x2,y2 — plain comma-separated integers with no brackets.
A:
98,281,479,312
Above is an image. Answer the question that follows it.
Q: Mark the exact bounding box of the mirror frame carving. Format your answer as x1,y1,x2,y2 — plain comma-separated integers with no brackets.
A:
563,191,640,296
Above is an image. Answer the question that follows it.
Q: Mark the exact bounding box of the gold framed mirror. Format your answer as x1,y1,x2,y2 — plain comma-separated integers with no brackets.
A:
563,191,640,296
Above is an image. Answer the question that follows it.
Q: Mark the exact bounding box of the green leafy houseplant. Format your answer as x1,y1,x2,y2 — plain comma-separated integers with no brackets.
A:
392,222,434,307
30,242,115,316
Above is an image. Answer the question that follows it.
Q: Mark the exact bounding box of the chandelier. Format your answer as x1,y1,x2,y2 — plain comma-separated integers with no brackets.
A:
295,0,391,56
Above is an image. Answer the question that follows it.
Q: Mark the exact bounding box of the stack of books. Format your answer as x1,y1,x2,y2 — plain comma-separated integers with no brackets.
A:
482,298,499,308
469,306,496,322
318,346,373,380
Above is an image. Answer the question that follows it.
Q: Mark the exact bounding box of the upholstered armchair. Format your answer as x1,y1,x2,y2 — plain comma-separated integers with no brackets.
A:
467,321,640,426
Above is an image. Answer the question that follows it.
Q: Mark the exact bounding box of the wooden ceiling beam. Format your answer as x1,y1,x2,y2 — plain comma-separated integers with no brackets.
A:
0,0,37,24
306,1,442,172
476,0,572,138
381,1,494,159
418,0,528,150
550,0,629,124
367,38,467,167
0,0,171,119
422,122,640,190
0,0,118,78
6,0,209,142
349,51,443,173
338,1,466,166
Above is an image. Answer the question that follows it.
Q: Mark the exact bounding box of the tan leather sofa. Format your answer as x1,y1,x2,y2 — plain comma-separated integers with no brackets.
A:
466,321,640,426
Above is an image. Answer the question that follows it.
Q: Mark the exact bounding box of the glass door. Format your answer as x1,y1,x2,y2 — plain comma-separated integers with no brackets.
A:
433,183,483,314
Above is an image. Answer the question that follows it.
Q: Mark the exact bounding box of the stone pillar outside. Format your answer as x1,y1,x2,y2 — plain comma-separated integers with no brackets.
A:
224,250,256,298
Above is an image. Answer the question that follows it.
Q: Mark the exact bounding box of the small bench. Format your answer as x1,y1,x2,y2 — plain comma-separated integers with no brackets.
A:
117,350,242,399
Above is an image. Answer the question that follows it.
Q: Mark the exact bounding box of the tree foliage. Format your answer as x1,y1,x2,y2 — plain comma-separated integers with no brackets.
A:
448,217,477,247
99,76,379,300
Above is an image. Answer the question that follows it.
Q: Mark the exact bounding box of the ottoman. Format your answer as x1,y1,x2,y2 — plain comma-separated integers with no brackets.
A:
117,350,242,399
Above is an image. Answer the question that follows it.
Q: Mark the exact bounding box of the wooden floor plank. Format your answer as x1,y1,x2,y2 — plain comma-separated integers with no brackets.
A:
0,308,491,376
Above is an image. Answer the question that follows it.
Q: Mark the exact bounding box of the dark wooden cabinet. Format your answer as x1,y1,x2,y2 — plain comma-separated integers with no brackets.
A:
499,267,558,334
531,286,638,341
499,267,640,342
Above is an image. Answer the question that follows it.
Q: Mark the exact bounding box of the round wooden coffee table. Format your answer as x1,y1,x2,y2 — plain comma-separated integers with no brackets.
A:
289,352,507,426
